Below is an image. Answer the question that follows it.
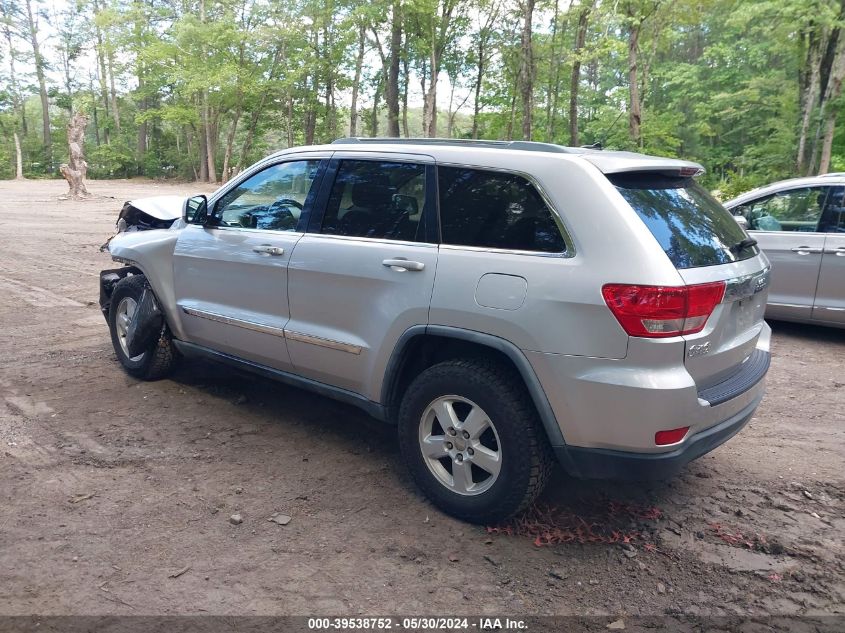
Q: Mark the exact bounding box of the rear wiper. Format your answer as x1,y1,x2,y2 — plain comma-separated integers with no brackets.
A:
731,237,758,253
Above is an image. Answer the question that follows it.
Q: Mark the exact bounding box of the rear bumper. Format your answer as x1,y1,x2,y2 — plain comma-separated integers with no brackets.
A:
557,393,761,480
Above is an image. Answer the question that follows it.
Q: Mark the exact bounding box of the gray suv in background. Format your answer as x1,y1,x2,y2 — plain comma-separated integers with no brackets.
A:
725,174,845,327
100,139,771,524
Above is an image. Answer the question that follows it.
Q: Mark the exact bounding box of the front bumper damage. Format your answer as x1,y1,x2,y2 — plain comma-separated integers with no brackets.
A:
99,266,165,357
98,267,137,322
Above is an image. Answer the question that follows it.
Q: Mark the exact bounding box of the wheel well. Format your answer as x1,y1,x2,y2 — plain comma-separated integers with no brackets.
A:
386,334,525,417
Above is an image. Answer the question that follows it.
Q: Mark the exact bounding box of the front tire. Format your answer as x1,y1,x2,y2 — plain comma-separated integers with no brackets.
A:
108,275,179,380
398,359,553,524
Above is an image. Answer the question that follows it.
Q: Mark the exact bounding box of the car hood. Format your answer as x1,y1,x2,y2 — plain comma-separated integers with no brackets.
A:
126,195,185,221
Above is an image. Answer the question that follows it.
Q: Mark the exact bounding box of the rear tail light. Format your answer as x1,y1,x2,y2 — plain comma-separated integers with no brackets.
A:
655,426,690,446
601,281,725,338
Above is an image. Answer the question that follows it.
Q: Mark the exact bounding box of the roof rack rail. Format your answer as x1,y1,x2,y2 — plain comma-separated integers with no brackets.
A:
331,137,586,154
819,172,845,178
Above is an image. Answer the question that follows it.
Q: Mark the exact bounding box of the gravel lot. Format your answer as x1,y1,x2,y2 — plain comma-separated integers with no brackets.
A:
0,179,843,625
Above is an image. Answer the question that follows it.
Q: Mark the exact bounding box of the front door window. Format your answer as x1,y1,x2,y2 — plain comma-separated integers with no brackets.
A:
213,160,322,231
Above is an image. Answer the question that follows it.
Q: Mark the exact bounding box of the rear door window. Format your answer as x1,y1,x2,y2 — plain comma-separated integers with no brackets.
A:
320,160,427,242
437,166,566,253
610,173,758,269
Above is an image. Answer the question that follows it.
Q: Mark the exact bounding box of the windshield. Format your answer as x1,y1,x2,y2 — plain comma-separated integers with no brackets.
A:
610,173,758,269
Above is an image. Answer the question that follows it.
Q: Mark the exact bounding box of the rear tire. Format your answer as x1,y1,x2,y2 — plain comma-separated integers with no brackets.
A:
398,358,553,524
108,275,179,380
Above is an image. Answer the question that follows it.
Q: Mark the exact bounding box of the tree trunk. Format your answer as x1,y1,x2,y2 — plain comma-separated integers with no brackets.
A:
569,0,593,146
518,0,536,141
59,112,90,198
91,93,100,146
24,0,51,170
14,131,24,179
107,47,120,132
818,40,845,173
798,38,823,174
447,76,456,138
1,2,25,149
204,96,217,183
137,85,148,172
545,0,559,143
197,119,208,182
370,77,382,137
424,28,439,137
420,60,428,134
350,23,365,136
386,1,402,137
627,13,642,146
506,94,516,141
92,0,110,143
401,41,410,137
222,109,241,183
472,36,485,139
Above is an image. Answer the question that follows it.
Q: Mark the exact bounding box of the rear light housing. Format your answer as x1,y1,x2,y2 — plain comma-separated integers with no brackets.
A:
602,281,726,338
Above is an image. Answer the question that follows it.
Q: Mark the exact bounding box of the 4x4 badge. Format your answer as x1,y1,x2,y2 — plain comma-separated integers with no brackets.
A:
688,341,711,357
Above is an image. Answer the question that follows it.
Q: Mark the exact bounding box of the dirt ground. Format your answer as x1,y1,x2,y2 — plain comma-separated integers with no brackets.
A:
1,179,843,625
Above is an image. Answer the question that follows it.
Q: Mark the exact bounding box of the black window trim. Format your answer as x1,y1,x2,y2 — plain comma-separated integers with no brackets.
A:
305,157,439,245
739,185,832,235
433,161,574,258
204,154,330,234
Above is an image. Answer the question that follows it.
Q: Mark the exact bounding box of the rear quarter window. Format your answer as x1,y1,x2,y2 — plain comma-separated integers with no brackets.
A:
610,173,758,269
437,166,566,253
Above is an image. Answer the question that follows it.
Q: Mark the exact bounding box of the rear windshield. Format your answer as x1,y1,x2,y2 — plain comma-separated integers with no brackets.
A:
610,173,758,269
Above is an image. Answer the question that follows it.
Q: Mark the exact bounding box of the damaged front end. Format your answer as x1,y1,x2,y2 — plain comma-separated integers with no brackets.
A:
99,268,164,357
99,267,135,322
100,196,185,251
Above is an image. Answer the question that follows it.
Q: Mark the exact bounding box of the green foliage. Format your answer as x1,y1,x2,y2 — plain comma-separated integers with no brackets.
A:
88,141,134,178
0,0,843,193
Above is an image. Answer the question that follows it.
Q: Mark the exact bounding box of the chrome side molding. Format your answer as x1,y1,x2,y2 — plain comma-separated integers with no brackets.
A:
180,306,286,338
284,330,362,355
180,305,363,354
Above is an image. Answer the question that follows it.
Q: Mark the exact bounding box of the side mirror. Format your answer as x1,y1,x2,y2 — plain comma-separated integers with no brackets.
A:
733,214,748,230
183,195,208,224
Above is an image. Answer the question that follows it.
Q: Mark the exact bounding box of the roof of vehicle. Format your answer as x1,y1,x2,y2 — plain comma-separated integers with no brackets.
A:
267,138,704,176
724,173,845,208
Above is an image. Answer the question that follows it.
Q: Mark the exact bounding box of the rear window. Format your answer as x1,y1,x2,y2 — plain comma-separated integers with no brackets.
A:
610,173,758,269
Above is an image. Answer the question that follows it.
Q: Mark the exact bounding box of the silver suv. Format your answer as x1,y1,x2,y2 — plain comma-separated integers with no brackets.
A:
99,139,772,524
724,174,845,327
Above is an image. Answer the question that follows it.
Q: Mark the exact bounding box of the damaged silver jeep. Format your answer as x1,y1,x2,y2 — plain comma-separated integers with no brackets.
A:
99,139,770,524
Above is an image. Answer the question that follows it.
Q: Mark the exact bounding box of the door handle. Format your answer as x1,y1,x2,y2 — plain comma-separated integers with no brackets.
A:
791,246,822,255
823,246,845,256
252,245,284,256
382,258,425,272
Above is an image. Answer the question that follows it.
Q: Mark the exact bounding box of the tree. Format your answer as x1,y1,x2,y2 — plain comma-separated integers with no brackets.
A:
470,0,500,139
23,0,50,169
60,112,89,198
517,0,536,140
569,0,594,146
1,0,26,176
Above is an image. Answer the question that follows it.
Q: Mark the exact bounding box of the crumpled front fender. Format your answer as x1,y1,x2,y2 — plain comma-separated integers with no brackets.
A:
106,230,185,339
